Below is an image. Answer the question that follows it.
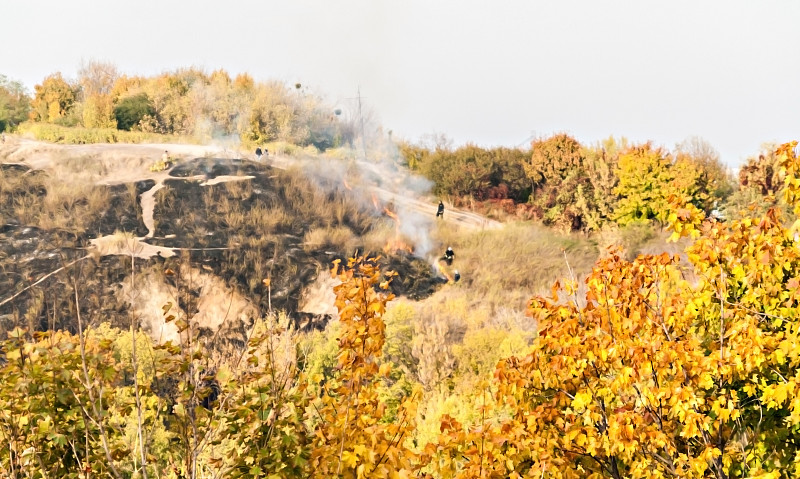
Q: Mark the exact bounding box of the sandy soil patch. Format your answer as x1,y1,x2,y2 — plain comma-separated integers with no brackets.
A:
119,264,258,344
298,271,341,316
90,234,176,259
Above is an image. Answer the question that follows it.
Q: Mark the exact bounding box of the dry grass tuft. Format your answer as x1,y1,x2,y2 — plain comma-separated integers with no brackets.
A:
302,226,358,253
3,165,110,236
279,168,373,232
360,221,397,254
596,222,690,261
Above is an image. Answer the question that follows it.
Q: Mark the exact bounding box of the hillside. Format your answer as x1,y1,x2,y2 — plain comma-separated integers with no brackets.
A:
4,135,800,478
0,137,448,344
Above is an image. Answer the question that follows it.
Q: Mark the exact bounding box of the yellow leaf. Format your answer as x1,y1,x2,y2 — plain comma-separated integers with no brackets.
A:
341,450,358,469
572,391,592,411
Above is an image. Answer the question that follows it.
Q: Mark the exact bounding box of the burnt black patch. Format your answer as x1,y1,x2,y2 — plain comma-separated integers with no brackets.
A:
169,157,264,179
380,253,444,300
1,158,441,341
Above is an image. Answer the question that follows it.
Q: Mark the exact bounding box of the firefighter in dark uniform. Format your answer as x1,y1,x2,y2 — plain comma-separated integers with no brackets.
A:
444,246,454,265
436,201,444,218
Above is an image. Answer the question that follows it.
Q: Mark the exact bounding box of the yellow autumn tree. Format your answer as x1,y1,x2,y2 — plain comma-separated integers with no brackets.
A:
310,257,419,479
424,142,800,478
31,72,77,123
613,143,674,225
614,143,709,227
78,60,118,128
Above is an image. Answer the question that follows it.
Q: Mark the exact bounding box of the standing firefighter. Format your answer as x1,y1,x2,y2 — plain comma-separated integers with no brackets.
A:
255,147,263,161
436,201,444,218
453,270,461,283
444,246,455,265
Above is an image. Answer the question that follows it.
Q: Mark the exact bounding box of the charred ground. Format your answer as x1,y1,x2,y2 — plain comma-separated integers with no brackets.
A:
0,156,439,339
0,163,148,333
153,159,440,316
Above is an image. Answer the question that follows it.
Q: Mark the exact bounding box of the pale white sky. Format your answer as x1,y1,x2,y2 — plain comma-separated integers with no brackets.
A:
2,0,799,165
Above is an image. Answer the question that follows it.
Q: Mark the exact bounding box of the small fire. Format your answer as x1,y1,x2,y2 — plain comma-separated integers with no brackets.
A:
343,178,353,191
433,259,454,282
371,192,380,211
383,238,414,254
384,207,399,223
383,206,413,254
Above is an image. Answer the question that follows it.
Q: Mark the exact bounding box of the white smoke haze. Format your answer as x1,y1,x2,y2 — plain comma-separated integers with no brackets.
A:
290,117,437,259
188,79,248,153
183,89,438,259
193,116,244,154
394,199,434,258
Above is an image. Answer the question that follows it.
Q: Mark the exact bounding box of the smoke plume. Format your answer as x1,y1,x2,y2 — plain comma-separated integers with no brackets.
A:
291,123,436,259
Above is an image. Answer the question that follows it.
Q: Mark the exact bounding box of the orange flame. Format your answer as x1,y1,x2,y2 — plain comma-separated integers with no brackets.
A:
434,259,454,282
383,207,399,222
343,178,353,191
371,193,380,211
382,206,413,254
383,238,414,254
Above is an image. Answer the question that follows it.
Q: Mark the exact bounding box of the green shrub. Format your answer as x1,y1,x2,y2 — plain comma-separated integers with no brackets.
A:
114,93,156,131
0,75,30,132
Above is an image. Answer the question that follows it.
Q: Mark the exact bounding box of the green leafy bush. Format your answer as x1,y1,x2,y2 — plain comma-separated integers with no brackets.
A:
114,93,155,131
0,75,30,132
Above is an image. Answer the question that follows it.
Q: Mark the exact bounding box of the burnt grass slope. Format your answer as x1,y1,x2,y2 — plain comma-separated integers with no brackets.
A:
0,157,438,338
0,164,150,335
154,158,440,319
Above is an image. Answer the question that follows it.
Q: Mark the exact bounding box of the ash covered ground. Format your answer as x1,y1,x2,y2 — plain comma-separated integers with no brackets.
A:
0,151,441,343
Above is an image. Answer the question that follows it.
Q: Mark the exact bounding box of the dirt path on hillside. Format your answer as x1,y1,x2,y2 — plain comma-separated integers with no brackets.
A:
266,154,501,231
0,137,243,255
371,186,500,230
0,137,233,185
140,181,165,238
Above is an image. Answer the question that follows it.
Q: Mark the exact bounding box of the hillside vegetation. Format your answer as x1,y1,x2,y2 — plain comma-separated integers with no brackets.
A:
400,134,750,234
2,62,353,151
3,64,800,477
1,141,799,477
0,146,437,337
